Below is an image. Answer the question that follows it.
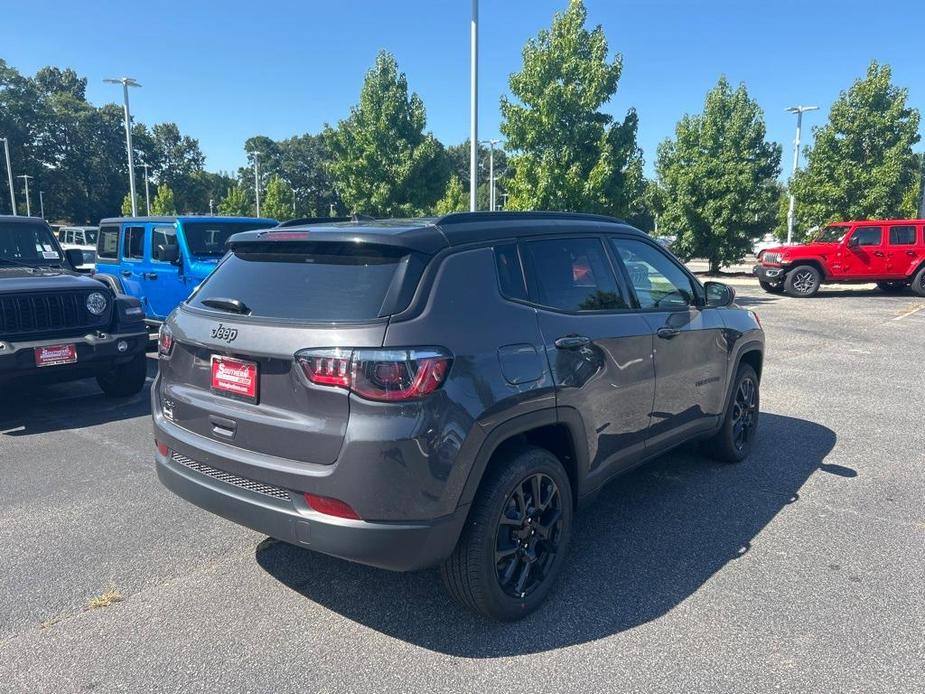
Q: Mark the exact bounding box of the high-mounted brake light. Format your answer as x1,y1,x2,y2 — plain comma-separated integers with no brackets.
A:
158,324,174,357
296,348,451,402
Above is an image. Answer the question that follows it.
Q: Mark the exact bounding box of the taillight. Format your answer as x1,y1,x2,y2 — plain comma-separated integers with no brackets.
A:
158,324,173,357
296,347,451,402
304,493,361,520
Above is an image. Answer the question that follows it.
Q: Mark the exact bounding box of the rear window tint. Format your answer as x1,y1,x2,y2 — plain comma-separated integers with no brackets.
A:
189,243,408,321
494,243,528,301
889,225,916,245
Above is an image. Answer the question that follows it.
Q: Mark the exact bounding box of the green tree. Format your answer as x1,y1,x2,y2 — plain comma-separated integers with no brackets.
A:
500,0,643,215
324,50,448,216
434,175,467,214
218,185,252,216
656,77,781,272
121,192,143,216
790,62,921,235
150,184,176,215
261,175,294,220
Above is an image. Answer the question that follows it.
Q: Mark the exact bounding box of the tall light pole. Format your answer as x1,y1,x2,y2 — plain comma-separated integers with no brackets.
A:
141,162,151,215
785,105,818,244
39,190,45,219
469,0,479,212
481,139,500,211
0,137,15,215
250,151,261,217
18,175,33,216
104,77,142,217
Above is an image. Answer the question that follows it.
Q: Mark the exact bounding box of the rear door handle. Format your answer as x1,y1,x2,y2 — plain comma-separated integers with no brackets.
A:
145,272,158,280
657,327,681,339
121,270,132,277
873,251,885,257
554,335,591,350
907,250,917,257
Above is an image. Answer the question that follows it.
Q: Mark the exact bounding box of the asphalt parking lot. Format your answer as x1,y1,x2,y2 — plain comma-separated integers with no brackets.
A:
1,281,923,693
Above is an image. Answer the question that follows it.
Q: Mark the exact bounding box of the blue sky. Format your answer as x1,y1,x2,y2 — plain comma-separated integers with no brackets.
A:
3,0,924,177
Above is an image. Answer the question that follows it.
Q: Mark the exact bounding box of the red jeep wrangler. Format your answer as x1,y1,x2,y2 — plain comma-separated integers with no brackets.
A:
754,220,925,297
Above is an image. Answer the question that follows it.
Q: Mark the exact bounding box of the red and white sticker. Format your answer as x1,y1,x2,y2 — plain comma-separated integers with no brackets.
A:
34,343,77,367
211,356,258,400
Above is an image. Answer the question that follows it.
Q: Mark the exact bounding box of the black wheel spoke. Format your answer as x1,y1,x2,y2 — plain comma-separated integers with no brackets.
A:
495,546,518,562
514,561,532,595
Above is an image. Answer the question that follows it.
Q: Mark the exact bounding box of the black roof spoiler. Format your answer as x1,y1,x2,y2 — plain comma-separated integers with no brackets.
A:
276,214,375,228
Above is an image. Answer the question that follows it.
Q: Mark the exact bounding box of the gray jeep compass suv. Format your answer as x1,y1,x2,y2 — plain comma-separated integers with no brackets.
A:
153,212,764,620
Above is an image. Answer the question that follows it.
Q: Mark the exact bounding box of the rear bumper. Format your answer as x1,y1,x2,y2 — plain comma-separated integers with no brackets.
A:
753,264,784,282
155,448,467,571
0,329,147,381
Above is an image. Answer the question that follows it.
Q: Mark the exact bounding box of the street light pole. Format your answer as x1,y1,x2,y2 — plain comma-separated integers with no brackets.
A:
104,77,142,217
18,175,33,216
141,162,151,215
251,151,261,217
0,137,15,215
481,139,500,211
469,0,479,212
785,105,818,244
39,190,45,219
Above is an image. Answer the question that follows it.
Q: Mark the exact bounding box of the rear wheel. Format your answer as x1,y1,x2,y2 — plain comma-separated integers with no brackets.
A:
704,364,760,463
758,280,784,294
784,265,821,297
96,352,147,397
911,267,925,298
441,446,573,621
876,281,907,293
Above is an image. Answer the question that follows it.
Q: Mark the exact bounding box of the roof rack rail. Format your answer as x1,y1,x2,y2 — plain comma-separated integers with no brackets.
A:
434,211,626,226
276,214,376,227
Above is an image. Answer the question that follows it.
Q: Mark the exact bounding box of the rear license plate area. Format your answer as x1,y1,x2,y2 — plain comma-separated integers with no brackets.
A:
210,355,258,402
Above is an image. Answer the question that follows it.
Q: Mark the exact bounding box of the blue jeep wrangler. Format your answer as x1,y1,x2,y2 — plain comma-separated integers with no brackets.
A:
94,216,276,330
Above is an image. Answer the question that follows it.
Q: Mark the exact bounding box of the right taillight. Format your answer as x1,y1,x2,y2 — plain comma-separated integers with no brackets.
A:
296,347,451,402
158,324,174,357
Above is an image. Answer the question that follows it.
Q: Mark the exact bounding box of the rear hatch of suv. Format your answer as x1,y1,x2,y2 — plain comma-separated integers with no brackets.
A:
156,233,431,465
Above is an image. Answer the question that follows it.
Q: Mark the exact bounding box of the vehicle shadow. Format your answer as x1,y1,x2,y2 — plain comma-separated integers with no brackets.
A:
0,355,157,436
256,412,839,657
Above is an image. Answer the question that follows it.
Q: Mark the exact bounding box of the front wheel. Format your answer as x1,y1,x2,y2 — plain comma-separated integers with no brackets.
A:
96,352,148,397
441,446,573,621
911,266,925,298
876,281,907,293
704,364,760,463
784,265,821,297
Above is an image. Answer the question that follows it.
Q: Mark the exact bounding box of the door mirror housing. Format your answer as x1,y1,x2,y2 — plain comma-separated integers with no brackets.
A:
156,243,180,264
64,248,85,268
704,281,735,308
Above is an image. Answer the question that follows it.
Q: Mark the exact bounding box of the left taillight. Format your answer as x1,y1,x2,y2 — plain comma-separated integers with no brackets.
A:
296,347,451,402
158,324,174,357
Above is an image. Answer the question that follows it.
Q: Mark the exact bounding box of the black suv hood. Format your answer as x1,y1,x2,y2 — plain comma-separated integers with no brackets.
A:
0,266,105,294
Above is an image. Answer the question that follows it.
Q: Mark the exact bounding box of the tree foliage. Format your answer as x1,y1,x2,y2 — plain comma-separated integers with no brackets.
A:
261,175,294,221
790,62,921,237
324,51,448,216
218,185,252,217
500,0,643,215
434,175,468,214
150,184,176,215
656,77,781,271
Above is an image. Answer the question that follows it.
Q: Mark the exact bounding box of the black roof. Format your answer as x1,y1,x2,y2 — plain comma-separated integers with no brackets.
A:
0,215,52,226
98,215,277,225
228,211,644,255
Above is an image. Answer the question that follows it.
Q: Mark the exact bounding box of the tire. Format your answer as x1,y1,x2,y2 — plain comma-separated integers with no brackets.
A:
758,280,784,294
96,352,148,397
784,265,821,297
704,364,760,463
911,266,925,298
440,446,574,621
876,281,907,293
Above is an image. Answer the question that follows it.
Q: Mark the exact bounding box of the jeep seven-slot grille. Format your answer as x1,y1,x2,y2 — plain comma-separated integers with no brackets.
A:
0,291,109,337
762,252,782,265
171,452,291,501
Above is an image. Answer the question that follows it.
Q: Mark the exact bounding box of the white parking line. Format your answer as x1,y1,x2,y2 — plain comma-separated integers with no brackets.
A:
892,304,925,321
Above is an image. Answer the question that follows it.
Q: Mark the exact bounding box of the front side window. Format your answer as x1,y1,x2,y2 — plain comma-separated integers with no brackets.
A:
123,226,145,260
851,227,882,247
888,225,916,245
522,237,627,312
98,226,119,259
611,238,695,310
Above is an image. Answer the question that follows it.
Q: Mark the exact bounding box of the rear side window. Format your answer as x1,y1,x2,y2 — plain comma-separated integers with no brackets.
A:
522,237,627,312
889,225,916,245
98,226,119,259
189,242,409,321
124,226,144,260
852,227,882,246
494,243,528,301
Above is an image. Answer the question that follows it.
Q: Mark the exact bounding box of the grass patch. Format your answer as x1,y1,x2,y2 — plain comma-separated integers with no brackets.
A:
87,587,123,610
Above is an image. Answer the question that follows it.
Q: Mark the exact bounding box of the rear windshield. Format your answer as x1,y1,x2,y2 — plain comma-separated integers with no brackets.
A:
0,221,62,266
188,242,408,321
182,221,272,257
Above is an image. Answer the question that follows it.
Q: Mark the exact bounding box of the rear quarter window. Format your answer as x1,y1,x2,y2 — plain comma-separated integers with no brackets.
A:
189,242,411,321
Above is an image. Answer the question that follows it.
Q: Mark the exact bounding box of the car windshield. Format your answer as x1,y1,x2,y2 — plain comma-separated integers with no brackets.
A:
815,225,849,242
182,221,272,257
0,221,63,266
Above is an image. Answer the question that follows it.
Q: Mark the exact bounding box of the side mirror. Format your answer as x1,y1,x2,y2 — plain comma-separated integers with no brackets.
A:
704,281,735,308
64,248,85,268
847,235,859,248
156,243,180,264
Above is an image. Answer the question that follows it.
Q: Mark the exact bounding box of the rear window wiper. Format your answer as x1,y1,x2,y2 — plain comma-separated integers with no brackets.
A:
200,297,251,314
